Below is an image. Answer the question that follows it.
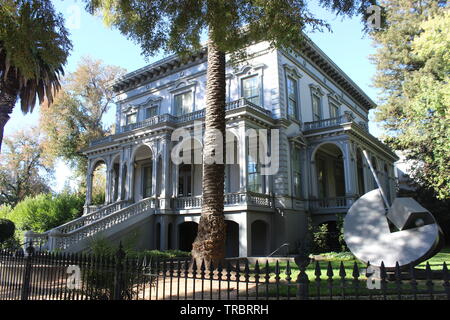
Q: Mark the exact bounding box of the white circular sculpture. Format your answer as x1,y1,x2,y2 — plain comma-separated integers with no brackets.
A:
344,188,442,268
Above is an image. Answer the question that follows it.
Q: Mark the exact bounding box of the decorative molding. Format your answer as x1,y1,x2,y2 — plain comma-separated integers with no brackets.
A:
234,63,266,77
283,63,302,79
309,83,324,96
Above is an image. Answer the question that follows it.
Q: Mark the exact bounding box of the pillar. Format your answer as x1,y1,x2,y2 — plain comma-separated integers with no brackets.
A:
238,123,248,192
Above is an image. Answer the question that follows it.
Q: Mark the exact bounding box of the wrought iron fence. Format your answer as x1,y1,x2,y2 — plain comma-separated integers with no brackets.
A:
1,244,449,300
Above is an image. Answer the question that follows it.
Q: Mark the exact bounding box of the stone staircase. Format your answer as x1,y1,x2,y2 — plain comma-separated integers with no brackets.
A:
24,198,157,253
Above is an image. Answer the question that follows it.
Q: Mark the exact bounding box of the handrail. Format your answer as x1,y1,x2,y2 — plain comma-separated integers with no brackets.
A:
54,200,130,234
267,243,290,257
53,198,156,251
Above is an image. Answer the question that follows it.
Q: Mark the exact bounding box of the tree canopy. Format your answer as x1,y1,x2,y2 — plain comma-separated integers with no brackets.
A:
84,0,377,57
0,128,51,206
0,0,72,151
371,0,449,199
39,56,125,182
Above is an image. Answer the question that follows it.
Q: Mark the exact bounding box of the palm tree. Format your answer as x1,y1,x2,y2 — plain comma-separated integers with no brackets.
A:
191,31,227,265
0,0,72,152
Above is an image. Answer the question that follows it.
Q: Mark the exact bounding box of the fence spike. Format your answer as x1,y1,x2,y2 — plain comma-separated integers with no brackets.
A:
339,261,346,278
314,261,321,278
264,260,270,282
380,261,387,280
244,260,250,278
192,259,198,276
352,262,360,279
395,261,401,279
443,262,450,300
326,261,334,278
286,260,292,280
425,261,432,280
443,262,449,281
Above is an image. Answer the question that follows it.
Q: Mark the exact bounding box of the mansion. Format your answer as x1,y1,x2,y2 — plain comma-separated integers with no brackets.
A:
26,39,398,257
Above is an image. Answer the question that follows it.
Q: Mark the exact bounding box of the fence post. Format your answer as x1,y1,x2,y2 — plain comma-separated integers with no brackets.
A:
296,266,309,300
113,242,125,300
20,242,35,300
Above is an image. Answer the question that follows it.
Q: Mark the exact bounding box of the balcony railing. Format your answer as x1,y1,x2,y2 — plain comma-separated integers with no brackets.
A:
303,113,355,131
175,191,274,210
117,98,271,135
308,196,356,211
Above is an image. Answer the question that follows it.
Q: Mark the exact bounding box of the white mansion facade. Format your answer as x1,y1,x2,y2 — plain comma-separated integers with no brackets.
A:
27,39,398,256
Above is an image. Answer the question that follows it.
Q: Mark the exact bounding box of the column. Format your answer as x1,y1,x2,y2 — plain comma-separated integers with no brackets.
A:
172,163,179,198
117,153,124,201
151,156,158,198
160,140,171,209
127,159,134,201
85,163,93,206
105,168,112,204
238,123,248,192
342,140,358,198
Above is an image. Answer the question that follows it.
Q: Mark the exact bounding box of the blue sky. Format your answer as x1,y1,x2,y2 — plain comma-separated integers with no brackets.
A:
4,0,383,192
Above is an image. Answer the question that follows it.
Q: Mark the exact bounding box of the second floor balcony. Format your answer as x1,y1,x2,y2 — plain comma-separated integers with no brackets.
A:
89,98,272,147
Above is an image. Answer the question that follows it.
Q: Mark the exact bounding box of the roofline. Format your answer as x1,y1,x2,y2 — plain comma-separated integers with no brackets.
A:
111,38,376,110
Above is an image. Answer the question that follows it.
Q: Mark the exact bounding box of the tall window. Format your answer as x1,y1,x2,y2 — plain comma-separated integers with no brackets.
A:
329,102,340,118
178,164,192,196
317,158,327,198
174,91,193,116
126,113,137,125
145,105,158,119
292,148,302,197
287,77,298,119
247,160,262,193
242,75,260,105
142,165,152,198
312,95,321,121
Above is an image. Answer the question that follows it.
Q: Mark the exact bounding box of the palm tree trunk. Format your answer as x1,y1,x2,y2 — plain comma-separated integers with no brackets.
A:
0,80,17,152
191,34,227,267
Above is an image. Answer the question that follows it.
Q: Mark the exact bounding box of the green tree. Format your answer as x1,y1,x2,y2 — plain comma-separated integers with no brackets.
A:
371,1,449,199
4,192,85,237
84,0,375,264
0,128,51,206
0,0,72,152
39,57,126,185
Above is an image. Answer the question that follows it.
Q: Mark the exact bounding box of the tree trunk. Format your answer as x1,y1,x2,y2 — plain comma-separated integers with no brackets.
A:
191,34,227,267
0,79,18,152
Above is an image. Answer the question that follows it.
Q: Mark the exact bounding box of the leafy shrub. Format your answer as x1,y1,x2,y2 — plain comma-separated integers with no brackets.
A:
5,192,85,237
311,223,330,253
0,205,12,219
0,219,15,243
336,215,348,252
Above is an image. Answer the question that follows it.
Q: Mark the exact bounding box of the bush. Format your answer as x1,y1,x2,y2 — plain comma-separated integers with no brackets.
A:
5,192,85,237
311,224,330,254
0,219,15,243
0,205,12,219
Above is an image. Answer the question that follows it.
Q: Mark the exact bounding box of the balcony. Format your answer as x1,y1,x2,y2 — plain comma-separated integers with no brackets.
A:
303,113,354,131
308,196,357,214
89,98,271,146
174,192,274,211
